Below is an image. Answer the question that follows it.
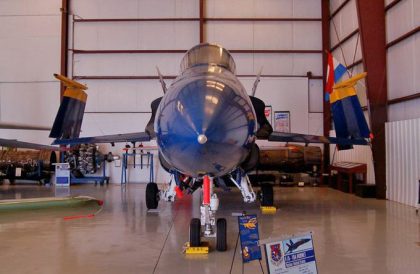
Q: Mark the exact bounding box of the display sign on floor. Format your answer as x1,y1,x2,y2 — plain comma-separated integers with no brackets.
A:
238,214,262,263
263,233,318,274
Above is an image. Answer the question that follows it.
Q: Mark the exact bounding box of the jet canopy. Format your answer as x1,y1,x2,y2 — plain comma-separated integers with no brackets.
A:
180,43,236,74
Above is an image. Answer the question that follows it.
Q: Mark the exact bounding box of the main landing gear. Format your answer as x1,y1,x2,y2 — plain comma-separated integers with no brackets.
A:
189,175,227,251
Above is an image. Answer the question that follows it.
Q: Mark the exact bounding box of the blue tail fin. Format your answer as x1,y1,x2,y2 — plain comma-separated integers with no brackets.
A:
49,74,88,140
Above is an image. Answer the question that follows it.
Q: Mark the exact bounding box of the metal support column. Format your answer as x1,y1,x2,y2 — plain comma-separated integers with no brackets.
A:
355,0,388,199
321,0,331,172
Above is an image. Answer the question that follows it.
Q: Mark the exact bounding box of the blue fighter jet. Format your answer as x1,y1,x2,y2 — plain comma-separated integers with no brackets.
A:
49,43,369,251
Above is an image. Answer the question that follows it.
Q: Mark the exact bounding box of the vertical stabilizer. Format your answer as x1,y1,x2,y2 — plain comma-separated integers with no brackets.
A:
49,74,88,140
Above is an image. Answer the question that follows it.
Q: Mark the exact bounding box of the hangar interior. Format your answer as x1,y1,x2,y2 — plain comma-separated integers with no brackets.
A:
0,0,419,273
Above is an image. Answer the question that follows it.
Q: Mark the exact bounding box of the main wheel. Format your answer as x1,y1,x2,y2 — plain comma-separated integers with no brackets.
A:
216,218,227,251
189,218,201,247
261,184,274,206
146,182,159,209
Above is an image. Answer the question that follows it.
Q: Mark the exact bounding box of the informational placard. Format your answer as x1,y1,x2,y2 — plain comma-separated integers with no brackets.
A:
264,233,317,274
238,214,262,263
15,167,22,177
54,163,70,187
274,111,290,133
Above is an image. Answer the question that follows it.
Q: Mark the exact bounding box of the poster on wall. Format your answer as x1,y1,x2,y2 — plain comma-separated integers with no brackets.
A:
263,233,318,274
274,111,290,133
264,105,273,125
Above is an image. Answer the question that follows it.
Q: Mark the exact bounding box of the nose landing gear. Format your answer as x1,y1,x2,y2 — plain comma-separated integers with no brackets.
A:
189,175,227,252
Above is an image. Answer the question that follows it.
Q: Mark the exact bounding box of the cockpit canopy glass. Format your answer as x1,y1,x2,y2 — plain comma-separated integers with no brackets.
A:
180,43,236,74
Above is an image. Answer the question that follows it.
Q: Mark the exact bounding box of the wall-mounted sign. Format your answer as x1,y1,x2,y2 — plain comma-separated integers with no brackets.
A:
274,111,290,133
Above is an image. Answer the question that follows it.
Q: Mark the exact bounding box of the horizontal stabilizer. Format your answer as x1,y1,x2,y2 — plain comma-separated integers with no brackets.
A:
268,132,368,146
0,138,59,150
52,132,151,145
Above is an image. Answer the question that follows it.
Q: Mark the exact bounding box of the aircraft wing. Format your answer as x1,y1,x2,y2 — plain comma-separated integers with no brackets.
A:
0,122,51,131
268,132,368,146
52,132,151,145
0,138,59,150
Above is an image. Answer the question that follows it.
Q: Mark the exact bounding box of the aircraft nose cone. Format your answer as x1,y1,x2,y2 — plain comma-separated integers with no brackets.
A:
155,78,256,177
197,134,207,144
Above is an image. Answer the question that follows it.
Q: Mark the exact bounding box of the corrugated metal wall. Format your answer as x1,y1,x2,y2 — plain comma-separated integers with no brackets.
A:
386,118,420,207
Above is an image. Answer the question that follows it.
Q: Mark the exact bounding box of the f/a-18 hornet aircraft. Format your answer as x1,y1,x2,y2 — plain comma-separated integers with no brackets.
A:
50,43,369,251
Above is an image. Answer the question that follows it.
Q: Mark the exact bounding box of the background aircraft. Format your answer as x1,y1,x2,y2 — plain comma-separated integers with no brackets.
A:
50,43,369,251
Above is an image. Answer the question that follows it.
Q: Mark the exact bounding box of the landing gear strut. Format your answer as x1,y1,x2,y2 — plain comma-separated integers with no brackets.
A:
190,175,227,252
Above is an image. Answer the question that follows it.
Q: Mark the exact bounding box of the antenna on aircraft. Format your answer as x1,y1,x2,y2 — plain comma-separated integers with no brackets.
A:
251,67,263,96
156,66,167,94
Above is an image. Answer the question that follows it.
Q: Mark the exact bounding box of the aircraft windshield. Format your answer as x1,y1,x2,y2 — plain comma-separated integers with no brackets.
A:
180,43,236,74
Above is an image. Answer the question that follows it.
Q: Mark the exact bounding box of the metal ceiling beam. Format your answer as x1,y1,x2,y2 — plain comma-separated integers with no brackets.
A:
356,0,388,199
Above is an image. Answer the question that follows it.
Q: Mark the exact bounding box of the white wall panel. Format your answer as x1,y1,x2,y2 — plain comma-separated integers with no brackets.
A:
0,16,61,81
0,0,61,147
0,0,60,15
308,113,323,135
71,0,198,19
293,22,322,50
330,0,359,49
250,54,293,75
73,53,184,76
386,0,415,43
386,118,420,207
253,22,293,50
339,0,358,37
231,53,321,76
82,80,164,112
293,53,322,75
386,0,420,122
206,21,321,50
0,82,60,126
293,0,321,18
415,0,420,26
205,22,260,50
329,130,375,184
242,77,309,134
388,98,420,122
387,34,417,100
206,0,320,18
74,21,198,50
309,79,323,113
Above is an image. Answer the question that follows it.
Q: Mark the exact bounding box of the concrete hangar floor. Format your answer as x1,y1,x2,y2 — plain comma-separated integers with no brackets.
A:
0,184,419,274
